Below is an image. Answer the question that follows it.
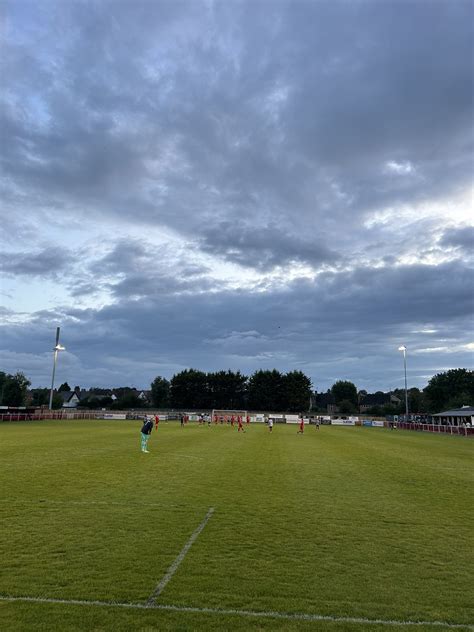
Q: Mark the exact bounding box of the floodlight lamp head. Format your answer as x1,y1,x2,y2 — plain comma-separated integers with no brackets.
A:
54,344,66,351
398,345,406,352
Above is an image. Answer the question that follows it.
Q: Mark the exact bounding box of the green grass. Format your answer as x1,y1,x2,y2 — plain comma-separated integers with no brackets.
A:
0,420,472,631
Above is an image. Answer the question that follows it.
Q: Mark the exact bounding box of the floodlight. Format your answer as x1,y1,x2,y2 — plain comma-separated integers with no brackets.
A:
397,345,408,416
49,327,66,409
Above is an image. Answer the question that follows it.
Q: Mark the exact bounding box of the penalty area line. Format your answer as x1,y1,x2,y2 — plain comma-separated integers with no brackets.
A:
0,596,472,630
146,506,215,605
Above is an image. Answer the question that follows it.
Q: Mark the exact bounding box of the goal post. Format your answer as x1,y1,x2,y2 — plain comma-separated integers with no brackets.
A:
211,409,248,423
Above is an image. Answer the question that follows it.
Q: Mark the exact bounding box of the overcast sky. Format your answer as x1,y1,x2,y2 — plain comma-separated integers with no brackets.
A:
1,0,473,392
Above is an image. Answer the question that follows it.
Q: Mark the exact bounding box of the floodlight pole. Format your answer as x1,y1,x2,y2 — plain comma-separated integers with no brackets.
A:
398,345,409,417
49,327,65,410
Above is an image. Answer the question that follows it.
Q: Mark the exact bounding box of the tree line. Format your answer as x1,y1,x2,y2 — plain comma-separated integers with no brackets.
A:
321,370,474,415
151,369,312,412
1,368,472,414
151,368,474,413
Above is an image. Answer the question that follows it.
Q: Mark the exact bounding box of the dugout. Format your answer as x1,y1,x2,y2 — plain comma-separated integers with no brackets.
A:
432,406,474,427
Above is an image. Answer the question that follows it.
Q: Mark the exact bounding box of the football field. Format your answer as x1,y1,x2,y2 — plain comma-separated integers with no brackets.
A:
0,420,472,631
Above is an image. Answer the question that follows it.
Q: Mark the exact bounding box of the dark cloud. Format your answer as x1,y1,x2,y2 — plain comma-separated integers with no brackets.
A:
1,0,472,270
198,221,338,270
0,247,72,278
440,226,474,252
1,260,472,390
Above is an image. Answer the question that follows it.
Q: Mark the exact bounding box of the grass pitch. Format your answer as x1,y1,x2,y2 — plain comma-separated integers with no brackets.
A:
0,420,472,631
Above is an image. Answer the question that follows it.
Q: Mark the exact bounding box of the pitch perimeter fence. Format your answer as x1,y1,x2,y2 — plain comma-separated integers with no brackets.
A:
1,411,472,437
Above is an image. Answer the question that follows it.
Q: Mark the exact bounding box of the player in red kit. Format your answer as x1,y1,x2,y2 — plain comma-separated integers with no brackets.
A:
154,414,159,430
297,416,305,434
238,417,245,432
246,414,250,425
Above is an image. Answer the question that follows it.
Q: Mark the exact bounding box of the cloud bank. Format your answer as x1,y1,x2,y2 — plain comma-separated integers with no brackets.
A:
1,0,473,391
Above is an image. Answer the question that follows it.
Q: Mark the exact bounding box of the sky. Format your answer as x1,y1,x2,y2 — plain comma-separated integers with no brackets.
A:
1,0,473,393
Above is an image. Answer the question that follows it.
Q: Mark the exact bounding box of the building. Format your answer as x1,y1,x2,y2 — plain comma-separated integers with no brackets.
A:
432,406,474,427
58,390,82,408
359,392,401,413
315,391,339,414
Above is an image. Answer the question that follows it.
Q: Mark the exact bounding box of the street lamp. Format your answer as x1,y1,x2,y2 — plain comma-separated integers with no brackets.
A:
49,327,66,410
398,345,408,417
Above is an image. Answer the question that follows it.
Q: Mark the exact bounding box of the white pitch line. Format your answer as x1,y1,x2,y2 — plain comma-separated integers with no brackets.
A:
146,506,215,605
0,596,472,629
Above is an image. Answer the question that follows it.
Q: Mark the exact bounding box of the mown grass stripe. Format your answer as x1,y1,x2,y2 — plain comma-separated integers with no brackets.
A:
146,506,215,605
0,595,472,629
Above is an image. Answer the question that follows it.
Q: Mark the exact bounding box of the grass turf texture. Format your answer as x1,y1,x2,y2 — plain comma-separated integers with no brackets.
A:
0,421,472,631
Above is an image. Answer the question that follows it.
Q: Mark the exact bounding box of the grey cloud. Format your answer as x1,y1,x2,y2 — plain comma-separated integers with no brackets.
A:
1,0,472,270
109,272,217,299
2,259,472,390
0,247,72,278
198,221,338,270
440,226,474,252
84,239,213,297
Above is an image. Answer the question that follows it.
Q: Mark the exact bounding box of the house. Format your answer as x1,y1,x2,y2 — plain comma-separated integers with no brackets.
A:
315,391,339,414
138,390,151,403
359,391,401,413
58,390,82,408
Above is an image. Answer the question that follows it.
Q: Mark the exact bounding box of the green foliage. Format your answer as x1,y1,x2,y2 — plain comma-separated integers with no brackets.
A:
381,403,402,416
111,392,141,410
208,370,247,409
338,398,358,414
0,371,31,406
424,368,474,412
51,393,64,409
331,380,358,406
150,376,170,407
162,368,313,411
364,404,383,416
30,388,50,407
247,369,283,410
281,370,312,412
58,382,71,392
408,387,426,413
444,392,473,411
170,369,210,408
85,396,113,410
0,371,7,403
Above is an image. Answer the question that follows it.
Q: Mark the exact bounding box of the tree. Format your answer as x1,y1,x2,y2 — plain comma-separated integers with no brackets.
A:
408,388,426,414
51,393,64,409
111,391,141,410
1,372,31,406
281,371,312,412
0,371,7,404
423,369,474,413
364,405,383,416
58,382,71,392
170,369,210,409
30,388,49,407
338,399,358,414
208,370,247,409
247,369,283,410
331,380,358,407
150,376,170,408
84,396,113,409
